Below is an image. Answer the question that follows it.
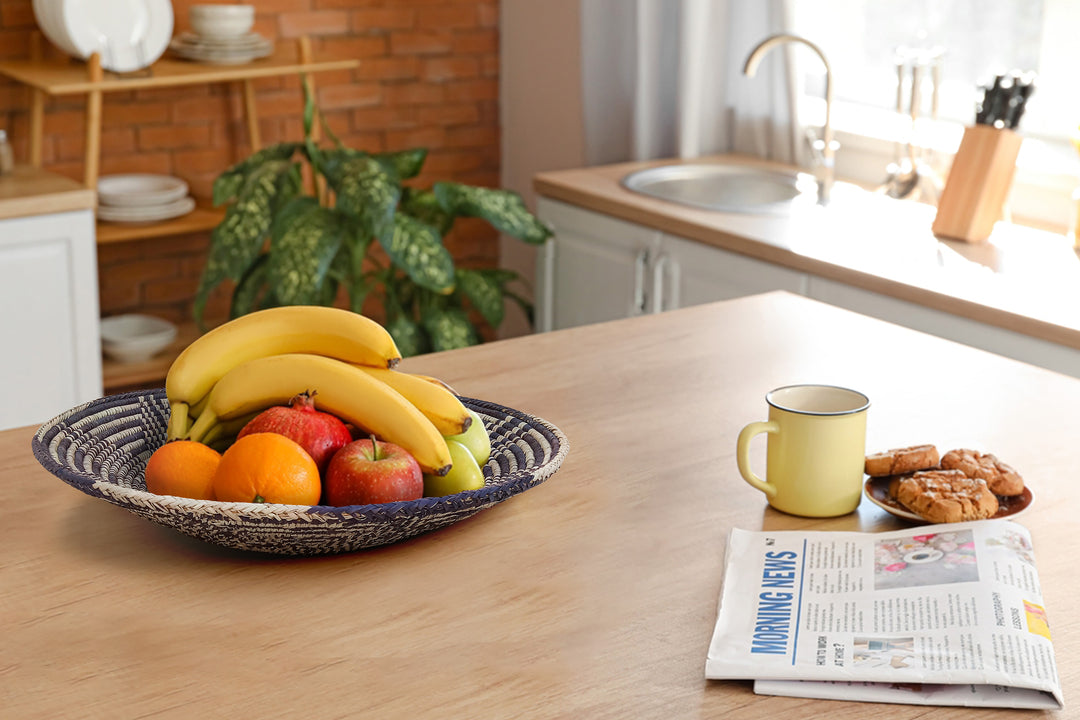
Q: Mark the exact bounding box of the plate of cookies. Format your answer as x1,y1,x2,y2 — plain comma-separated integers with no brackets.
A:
863,444,1033,524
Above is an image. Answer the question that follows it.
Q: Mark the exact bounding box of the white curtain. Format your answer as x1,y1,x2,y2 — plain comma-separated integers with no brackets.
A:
581,0,803,166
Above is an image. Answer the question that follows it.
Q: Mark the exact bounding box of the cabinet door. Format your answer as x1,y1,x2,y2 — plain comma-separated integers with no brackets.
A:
0,210,102,430
653,233,808,313
536,198,661,331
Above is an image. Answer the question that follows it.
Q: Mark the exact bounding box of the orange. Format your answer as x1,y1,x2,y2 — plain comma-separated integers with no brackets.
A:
144,440,222,500
213,432,321,505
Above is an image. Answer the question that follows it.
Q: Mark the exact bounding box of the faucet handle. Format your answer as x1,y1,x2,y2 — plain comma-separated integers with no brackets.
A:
804,130,839,165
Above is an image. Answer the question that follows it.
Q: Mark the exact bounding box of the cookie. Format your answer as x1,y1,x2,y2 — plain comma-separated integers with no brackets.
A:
896,470,999,523
865,445,940,477
940,449,1024,497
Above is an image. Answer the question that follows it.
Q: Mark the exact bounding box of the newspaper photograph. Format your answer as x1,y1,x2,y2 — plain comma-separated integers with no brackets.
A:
705,520,1063,709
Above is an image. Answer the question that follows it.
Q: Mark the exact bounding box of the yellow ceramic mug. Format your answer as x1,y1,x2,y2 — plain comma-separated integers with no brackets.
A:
736,384,869,517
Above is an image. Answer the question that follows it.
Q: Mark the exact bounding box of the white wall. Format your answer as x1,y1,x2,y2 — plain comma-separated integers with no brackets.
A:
499,0,587,339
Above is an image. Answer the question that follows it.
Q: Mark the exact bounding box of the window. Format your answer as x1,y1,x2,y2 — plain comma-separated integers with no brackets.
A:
790,0,1080,227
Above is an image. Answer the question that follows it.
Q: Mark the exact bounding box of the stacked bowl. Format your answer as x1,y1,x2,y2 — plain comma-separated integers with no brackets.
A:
170,5,272,65
96,174,195,223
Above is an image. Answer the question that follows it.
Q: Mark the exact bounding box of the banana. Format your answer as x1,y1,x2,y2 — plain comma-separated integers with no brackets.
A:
410,373,460,396
165,306,401,439
352,366,471,436
186,353,452,475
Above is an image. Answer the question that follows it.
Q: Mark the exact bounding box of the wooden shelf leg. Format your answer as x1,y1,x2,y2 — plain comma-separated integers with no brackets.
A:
242,79,261,152
84,53,104,189
28,32,45,167
29,91,45,167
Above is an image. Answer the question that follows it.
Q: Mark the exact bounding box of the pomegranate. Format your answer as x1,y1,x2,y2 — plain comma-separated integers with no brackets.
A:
237,392,351,474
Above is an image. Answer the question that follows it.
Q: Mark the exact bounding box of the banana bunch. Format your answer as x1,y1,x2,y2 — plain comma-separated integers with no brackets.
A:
165,306,474,476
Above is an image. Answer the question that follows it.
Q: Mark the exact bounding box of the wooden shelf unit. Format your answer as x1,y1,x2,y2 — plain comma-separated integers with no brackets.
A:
0,35,359,391
0,34,358,189
96,205,225,244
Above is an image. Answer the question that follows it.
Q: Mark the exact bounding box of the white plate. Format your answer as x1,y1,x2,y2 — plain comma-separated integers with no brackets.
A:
32,0,78,57
170,34,273,65
98,174,189,207
97,196,195,223
175,31,271,50
58,0,174,73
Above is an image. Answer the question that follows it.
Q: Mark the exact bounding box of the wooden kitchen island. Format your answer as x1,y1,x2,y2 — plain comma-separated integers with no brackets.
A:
1,292,1075,718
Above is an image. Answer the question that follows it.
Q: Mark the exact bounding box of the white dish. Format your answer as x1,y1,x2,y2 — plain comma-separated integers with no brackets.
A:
98,174,189,207
100,314,178,363
190,4,254,39
97,196,195,223
53,0,174,73
175,31,270,50
32,0,78,57
170,33,272,65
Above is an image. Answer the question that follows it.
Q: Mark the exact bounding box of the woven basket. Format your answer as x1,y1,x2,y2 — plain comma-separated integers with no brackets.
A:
32,389,569,556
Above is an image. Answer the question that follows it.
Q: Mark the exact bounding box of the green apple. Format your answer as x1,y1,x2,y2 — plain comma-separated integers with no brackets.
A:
424,440,485,497
445,408,490,465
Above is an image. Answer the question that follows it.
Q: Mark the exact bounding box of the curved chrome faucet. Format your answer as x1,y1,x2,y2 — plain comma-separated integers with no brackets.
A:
743,34,835,205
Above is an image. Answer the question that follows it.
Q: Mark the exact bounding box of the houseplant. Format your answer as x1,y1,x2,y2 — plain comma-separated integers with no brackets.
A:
194,90,551,356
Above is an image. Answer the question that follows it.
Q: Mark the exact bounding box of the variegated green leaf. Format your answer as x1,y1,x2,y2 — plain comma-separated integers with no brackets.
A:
433,182,551,244
318,147,364,179
268,198,347,305
195,159,297,324
455,268,503,327
422,306,478,352
230,254,270,319
386,313,429,358
212,142,301,206
373,148,427,180
327,155,400,237
377,213,455,294
274,163,303,213
400,187,453,235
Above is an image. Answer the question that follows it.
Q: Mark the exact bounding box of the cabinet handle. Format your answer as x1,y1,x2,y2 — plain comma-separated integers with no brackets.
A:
633,249,649,314
652,253,669,313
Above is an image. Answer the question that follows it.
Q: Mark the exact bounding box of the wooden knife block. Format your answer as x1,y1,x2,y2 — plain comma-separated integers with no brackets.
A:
932,124,1022,243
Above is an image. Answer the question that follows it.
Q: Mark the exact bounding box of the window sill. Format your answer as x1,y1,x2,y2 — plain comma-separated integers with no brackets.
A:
806,99,1080,234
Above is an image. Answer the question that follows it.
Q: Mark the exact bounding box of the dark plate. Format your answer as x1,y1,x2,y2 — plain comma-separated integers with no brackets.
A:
864,476,1033,524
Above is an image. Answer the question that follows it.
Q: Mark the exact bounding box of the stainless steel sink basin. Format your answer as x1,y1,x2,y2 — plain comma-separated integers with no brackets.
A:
621,163,818,214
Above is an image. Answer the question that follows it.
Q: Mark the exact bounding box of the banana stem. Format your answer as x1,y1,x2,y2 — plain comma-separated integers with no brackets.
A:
187,411,219,444
189,393,210,420
167,402,190,441
201,422,224,445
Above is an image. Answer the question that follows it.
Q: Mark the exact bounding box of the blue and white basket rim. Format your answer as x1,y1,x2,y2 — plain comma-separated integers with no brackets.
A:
31,389,569,524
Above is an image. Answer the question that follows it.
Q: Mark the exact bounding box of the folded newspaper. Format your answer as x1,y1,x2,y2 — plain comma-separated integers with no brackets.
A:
705,520,1063,709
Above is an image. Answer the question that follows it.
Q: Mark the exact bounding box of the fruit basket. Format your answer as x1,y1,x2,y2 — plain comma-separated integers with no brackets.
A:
31,389,569,556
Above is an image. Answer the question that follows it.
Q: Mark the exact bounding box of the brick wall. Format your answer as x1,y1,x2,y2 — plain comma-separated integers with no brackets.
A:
0,0,500,328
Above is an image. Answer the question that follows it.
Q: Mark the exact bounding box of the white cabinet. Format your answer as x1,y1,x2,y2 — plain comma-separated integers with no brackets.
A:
536,198,808,331
536,198,661,331
0,208,102,430
805,277,1080,378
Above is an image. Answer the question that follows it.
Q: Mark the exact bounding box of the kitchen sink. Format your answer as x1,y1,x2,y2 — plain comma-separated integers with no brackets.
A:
621,163,818,214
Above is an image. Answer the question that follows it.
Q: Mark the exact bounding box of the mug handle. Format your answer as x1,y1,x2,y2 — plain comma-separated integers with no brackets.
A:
737,421,779,498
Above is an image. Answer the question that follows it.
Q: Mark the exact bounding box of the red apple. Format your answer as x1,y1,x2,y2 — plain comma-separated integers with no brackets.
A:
323,438,423,505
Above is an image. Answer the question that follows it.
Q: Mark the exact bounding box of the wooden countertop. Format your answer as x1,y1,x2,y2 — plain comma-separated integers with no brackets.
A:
2,291,1075,718
0,165,96,220
535,155,1080,351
